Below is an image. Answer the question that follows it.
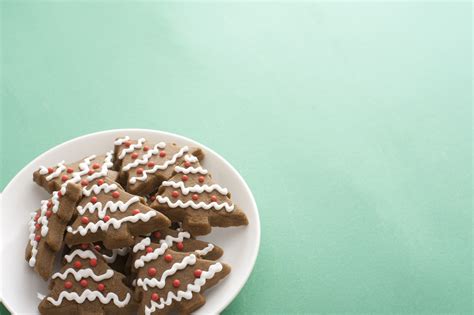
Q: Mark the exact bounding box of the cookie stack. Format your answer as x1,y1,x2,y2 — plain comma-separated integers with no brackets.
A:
26,137,248,315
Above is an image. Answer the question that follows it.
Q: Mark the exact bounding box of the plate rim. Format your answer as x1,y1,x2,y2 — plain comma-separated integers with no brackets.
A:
0,128,260,314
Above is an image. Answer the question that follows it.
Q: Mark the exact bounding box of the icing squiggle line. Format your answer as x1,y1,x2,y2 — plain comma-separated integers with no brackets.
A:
134,242,168,269
118,138,145,159
144,262,223,314
27,210,42,267
129,146,189,184
77,196,140,219
174,165,208,175
122,142,166,171
114,136,130,145
156,196,234,212
159,231,191,246
65,249,97,262
184,154,198,163
82,183,118,196
136,254,197,291
67,211,158,236
102,247,130,264
161,181,228,196
133,237,151,253
38,161,66,181
52,268,114,281
194,243,215,256
47,290,131,307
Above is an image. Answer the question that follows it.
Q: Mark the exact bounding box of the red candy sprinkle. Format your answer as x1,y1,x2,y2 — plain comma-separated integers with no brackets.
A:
95,245,101,251
97,283,105,291
146,247,153,253
80,279,88,288
194,269,202,278
47,201,52,208
81,243,89,250
177,242,184,251
74,261,82,269
112,191,120,198
47,167,54,174
132,209,140,215
34,214,40,221
124,141,132,148
147,267,157,277
35,235,41,241
171,191,179,198
88,169,94,175
89,258,97,267
164,254,173,262
81,217,90,224
182,175,188,181
172,279,181,288
46,210,52,218
192,194,199,201
103,215,110,222
131,152,139,159
211,195,218,202
64,281,73,289
97,179,104,185
198,176,205,183
81,179,89,186
147,161,155,167
61,175,69,182
151,293,159,301
184,161,191,168
159,151,166,157
143,145,150,152
67,167,74,174
153,231,161,239
58,191,63,198
35,223,41,230
91,196,98,204
136,168,144,175
92,163,100,169
150,195,156,201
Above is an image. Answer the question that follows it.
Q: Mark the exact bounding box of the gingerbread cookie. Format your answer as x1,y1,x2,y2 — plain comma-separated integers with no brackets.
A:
150,155,248,235
34,151,117,194
25,182,82,280
113,137,203,196
149,227,223,261
38,246,136,315
65,177,171,249
131,238,231,315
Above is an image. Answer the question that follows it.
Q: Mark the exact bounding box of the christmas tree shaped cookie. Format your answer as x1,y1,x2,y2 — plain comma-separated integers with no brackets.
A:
150,155,248,236
65,177,171,249
149,227,223,260
38,246,136,315
25,183,82,280
34,151,118,194
131,238,231,315
113,137,203,196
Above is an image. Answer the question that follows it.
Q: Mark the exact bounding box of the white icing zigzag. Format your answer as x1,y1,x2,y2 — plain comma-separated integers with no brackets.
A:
174,166,208,175
136,255,197,291
67,211,158,236
82,183,118,196
156,196,235,212
102,247,130,264
114,136,130,145
129,146,189,184
194,244,215,256
133,237,151,253
76,196,140,219
65,249,97,262
52,268,114,282
161,181,228,196
144,262,223,314
122,142,166,171
118,138,145,159
47,290,131,307
159,231,191,246
134,241,168,269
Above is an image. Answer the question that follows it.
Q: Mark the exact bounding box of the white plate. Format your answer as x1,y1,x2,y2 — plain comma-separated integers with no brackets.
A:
0,129,260,315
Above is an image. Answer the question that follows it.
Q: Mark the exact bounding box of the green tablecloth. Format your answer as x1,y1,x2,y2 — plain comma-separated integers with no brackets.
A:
1,2,471,314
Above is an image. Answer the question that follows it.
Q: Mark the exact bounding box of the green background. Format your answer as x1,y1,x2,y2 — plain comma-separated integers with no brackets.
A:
1,1,472,314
